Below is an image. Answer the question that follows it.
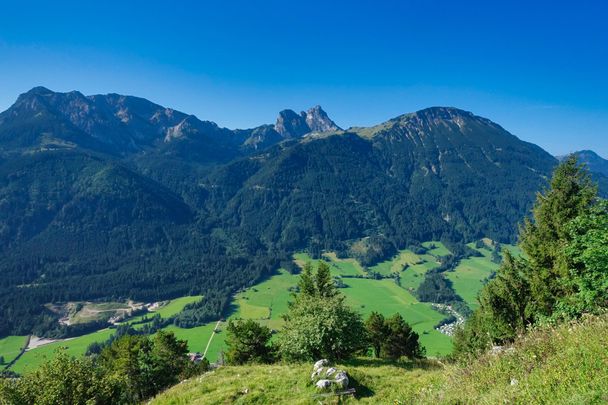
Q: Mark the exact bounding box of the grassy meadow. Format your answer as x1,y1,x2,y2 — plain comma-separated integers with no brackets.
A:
9,296,203,374
446,256,499,310
8,240,511,373
150,358,444,405
0,336,28,366
12,329,115,374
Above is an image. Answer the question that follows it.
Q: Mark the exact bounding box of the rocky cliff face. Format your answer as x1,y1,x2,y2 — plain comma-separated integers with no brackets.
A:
304,105,340,133
274,109,310,138
274,105,340,138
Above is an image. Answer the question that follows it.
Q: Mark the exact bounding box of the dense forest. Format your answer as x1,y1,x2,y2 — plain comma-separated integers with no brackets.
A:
0,87,605,337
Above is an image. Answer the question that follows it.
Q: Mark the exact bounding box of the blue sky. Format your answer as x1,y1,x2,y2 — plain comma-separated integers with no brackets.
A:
0,0,607,156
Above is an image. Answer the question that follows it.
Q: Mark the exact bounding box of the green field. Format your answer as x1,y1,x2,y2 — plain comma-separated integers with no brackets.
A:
447,256,499,309
340,278,452,355
443,241,519,309
322,252,366,276
12,329,115,374
294,252,366,277
370,248,441,280
152,296,202,318
167,266,453,359
230,269,300,327
422,241,451,257
154,270,303,363
0,335,28,366
162,323,225,362
9,295,203,374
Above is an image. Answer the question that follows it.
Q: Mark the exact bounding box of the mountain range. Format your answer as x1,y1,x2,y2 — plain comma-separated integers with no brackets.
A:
0,87,604,336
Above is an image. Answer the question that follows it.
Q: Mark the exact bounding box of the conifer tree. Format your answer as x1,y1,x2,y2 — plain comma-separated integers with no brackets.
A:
315,261,337,298
298,262,316,297
382,313,424,360
365,312,387,358
454,155,602,356
520,154,596,316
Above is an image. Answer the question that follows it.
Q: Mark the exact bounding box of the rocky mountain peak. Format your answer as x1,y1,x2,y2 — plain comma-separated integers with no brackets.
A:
24,86,54,96
274,106,339,138
274,109,310,138
303,105,340,133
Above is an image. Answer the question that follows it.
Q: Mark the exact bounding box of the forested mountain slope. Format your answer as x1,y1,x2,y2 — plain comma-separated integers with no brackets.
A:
204,107,557,256
0,88,594,337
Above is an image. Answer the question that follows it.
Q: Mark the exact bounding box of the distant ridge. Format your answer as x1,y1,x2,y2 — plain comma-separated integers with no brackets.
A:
559,150,608,177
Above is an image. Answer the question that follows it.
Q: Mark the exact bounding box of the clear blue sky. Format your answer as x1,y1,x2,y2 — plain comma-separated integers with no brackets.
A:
1,0,607,156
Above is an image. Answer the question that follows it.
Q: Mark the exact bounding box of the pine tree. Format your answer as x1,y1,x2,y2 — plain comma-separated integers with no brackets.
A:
297,262,316,297
365,312,387,358
382,313,424,360
315,261,337,298
520,154,596,317
476,251,531,341
454,156,602,356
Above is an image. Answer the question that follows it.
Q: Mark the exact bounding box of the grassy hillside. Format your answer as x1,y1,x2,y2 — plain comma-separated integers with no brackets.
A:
150,358,444,404
150,313,608,404
422,313,608,404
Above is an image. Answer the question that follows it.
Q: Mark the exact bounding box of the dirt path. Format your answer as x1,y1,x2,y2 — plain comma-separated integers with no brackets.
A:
25,336,72,350
203,320,222,358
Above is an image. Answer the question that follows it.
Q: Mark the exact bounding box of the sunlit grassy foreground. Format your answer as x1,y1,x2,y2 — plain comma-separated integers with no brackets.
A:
151,314,608,404
150,358,443,404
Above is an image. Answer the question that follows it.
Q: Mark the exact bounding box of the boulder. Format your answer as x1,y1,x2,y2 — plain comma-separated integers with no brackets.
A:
316,379,332,390
334,371,349,388
311,359,349,391
313,359,329,371
311,367,324,381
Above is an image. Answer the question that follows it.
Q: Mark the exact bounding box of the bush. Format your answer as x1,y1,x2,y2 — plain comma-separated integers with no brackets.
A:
0,350,122,405
278,294,367,361
278,261,367,361
225,319,274,365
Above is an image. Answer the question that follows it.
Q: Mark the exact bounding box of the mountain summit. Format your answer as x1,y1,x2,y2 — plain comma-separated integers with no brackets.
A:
566,150,608,177
274,105,340,138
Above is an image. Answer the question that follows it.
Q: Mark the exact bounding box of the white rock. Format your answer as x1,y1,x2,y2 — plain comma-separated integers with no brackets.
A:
311,368,324,381
313,359,329,371
334,371,349,388
335,376,349,389
325,367,337,377
316,379,332,390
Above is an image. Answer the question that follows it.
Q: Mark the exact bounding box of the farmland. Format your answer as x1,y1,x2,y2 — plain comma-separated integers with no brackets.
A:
7,240,509,373
9,296,203,374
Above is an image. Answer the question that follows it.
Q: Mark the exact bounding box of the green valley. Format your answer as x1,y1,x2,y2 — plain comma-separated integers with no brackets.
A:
5,240,508,373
